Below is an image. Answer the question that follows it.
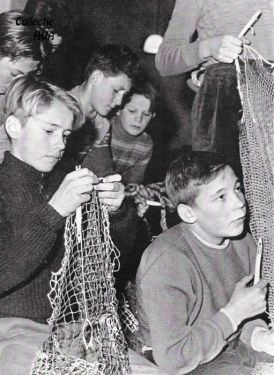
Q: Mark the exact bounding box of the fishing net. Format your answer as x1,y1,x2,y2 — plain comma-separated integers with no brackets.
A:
253,362,274,375
31,190,132,374
236,45,274,322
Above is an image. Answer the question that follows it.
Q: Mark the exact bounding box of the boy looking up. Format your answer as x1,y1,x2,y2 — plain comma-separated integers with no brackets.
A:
0,10,41,162
110,80,156,184
136,151,274,374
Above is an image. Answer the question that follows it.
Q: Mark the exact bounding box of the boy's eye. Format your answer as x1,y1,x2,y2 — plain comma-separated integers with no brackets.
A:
45,130,54,134
217,194,225,200
144,112,152,117
236,184,243,192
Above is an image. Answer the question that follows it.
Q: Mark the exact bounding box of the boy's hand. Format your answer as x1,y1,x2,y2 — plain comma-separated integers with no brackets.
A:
251,327,274,356
225,274,267,326
49,168,98,217
199,34,244,63
94,174,125,212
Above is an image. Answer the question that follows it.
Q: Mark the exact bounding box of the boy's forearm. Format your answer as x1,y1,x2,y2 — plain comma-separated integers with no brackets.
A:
155,0,203,76
140,278,236,373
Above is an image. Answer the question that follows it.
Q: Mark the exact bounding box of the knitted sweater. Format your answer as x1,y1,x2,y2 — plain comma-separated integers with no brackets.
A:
61,116,115,178
110,116,153,184
0,152,65,323
136,222,267,374
0,96,10,164
156,0,274,76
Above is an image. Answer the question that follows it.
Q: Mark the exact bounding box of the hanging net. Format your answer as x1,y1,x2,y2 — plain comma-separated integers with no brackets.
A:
31,190,132,374
236,46,274,374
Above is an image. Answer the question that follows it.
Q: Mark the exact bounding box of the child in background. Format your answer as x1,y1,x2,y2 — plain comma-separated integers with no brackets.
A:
136,151,274,374
110,80,156,184
0,10,41,162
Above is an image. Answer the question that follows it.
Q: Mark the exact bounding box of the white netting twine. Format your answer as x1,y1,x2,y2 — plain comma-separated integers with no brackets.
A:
31,190,132,374
253,362,274,375
236,46,274,322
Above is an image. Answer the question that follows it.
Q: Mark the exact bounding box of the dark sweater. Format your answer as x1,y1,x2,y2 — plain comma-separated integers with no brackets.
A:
0,152,65,323
0,153,143,322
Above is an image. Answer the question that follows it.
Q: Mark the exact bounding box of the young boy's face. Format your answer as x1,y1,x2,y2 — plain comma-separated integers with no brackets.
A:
119,94,154,137
10,100,73,172
0,57,39,95
89,72,131,117
190,166,246,245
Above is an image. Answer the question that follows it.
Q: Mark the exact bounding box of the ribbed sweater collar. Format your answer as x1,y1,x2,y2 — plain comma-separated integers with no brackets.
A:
1,152,44,182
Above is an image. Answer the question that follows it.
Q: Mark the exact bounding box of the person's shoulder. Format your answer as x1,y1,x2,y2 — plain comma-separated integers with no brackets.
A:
138,223,193,277
231,231,256,253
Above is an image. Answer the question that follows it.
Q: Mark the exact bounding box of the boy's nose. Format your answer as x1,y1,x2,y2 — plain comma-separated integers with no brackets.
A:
233,193,245,210
113,92,123,106
55,136,66,152
135,113,142,122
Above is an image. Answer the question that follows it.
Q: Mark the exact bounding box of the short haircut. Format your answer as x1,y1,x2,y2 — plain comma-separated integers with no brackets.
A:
121,79,157,113
0,10,41,61
85,44,141,82
165,151,228,207
4,74,84,131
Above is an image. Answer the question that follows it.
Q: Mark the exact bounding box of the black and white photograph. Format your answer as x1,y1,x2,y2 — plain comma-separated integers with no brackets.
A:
0,1,273,374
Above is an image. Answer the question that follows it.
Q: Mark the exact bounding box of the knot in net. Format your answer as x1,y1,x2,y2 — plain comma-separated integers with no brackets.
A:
236,45,274,322
31,190,131,374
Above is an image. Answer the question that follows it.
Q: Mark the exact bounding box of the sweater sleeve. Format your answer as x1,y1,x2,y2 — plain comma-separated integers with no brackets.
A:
0,197,65,296
155,0,204,76
138,248,236,374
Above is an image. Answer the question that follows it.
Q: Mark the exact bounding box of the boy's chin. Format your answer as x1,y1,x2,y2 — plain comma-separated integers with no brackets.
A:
226,224,245,239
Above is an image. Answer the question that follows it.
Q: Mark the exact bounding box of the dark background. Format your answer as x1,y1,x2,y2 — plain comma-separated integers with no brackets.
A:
10,0,195,182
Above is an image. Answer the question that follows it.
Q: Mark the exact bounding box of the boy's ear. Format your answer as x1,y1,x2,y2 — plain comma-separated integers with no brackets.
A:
177,203,197,224
87,70,104,86
5,115,22,139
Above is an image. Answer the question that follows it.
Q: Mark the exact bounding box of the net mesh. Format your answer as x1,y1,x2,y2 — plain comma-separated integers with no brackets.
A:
236,46,274,320
31,190,131,374
253,362,274,375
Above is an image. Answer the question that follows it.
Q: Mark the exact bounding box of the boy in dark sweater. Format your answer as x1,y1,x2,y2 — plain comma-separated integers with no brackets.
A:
0,74,160,375
136,151,274,374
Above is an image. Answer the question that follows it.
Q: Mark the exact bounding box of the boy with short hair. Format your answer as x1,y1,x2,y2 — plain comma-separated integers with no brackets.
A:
0,74,160,375
0,10,41,162
110,80,157,184
136,151,274,374
64,43,141,177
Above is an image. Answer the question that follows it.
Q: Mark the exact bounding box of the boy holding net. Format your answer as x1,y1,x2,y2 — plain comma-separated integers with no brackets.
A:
136,151,274,374
0,74,163,375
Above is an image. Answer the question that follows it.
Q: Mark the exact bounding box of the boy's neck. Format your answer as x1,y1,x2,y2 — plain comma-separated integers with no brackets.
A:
71,84,96,118
190,228,229,249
